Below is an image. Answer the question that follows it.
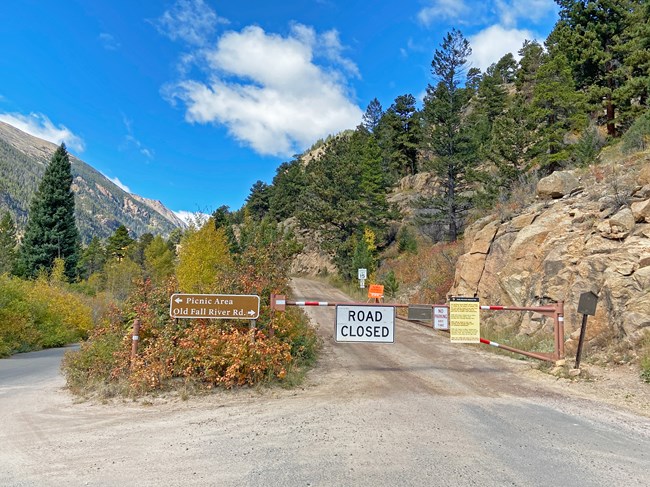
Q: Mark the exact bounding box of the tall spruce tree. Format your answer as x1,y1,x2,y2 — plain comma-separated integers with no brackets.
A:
361,98,384,133
17,143,80,279
0,211,18,274
421,29,475,241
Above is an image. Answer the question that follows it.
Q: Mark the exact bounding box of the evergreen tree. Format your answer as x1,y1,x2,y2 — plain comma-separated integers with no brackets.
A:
268,159,306,221
516,40,545,101
421,29,475,241
212,205,239,254
484,95,540,198
131,232,154,267
78,236,106,279
532,52,586,171
493,53,518,84
245,180,271,220
298,131,392,271
377,94,421,178
549,0,636,136
17,143,80,279
361,98,384,133
350,229,376,282
106,225,134,261
0,211,18,274
616,1,650,124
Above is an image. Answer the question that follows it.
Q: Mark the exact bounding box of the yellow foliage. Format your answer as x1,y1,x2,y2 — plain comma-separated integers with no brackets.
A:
29,278,93,336
175,218,233,293
49,257,66,284
363,227,377,253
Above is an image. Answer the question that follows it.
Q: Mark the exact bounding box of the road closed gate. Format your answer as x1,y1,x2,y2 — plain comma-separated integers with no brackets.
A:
270,294,565,363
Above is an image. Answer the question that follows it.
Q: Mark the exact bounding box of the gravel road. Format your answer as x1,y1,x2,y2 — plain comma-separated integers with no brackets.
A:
0,277,648,486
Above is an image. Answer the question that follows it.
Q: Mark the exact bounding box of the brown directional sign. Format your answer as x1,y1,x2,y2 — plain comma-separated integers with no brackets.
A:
170,294,260,319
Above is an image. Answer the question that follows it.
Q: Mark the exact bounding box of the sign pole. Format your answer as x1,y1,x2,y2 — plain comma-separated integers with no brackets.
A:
574,314,589,369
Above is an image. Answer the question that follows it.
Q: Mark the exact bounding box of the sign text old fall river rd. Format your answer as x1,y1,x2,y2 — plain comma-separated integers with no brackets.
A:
170,294,260,319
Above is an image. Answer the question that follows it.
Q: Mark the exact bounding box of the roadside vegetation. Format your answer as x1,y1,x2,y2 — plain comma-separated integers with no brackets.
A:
62,215,318,397
2,1,648,384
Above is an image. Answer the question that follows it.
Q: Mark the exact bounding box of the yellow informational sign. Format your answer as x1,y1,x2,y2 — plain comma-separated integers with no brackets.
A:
449,297,480,343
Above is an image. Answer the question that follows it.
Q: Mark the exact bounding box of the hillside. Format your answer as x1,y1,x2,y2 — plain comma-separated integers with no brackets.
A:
0,121,185,242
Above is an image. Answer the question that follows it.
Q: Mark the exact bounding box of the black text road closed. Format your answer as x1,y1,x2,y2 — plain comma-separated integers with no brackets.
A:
335,305,395,343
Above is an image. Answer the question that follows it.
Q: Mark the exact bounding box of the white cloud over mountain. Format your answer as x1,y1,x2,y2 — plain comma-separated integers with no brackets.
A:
0,112,85,152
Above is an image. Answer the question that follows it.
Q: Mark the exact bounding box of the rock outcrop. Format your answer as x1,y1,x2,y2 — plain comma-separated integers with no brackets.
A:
451,156,650,355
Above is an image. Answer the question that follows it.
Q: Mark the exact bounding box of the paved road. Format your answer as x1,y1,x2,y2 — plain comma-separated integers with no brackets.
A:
0,278,648,486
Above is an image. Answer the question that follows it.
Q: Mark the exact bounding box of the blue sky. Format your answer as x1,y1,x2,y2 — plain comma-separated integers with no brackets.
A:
0,0,559,220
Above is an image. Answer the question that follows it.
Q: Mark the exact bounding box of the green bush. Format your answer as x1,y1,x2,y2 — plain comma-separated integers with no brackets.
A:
622,110,650,154
397,227,418,254
382,270,400,298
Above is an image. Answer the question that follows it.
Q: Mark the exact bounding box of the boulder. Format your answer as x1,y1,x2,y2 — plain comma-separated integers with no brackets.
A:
536,171,581,199
631,199,650,222
639,163,650,186
597,207,635,239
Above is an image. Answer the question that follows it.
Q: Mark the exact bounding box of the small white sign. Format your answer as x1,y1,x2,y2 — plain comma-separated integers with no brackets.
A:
358,268,367,280
335,305,395,343
434,306,449,330
359,279,365,289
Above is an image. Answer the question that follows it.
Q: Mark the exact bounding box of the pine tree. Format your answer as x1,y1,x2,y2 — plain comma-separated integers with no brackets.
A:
17,143,80,279
377,94,421,178
549,0,636,136
421,29,475,241
245,180,271,220
489,95,539,188
106,225,134,261
268,160,306,221
361,98,384,133
516,40,545,101
78,236,106,279
0,211,18,274
532,53,586,171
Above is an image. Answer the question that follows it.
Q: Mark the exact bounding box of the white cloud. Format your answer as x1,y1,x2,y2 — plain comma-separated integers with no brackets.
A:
418,0,556,27
495,0,557,27
0,112,85,152
121,115,154,159
468,25,534,71
153,0,226,46
173,210,208,226
166,24,363,157
98,32,120,50
103,174,131,193
418,0,472,26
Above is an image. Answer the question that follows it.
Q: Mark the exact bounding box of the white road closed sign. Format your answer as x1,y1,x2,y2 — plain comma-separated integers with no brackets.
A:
335,305,395,343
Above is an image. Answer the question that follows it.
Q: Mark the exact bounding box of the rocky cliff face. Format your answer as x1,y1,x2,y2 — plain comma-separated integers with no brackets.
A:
451,152,650,355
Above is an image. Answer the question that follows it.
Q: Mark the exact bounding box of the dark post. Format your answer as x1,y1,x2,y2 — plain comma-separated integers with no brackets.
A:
575,314,589,369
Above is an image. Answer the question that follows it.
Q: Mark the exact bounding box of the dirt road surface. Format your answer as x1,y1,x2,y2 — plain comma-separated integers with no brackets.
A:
1,277,648,486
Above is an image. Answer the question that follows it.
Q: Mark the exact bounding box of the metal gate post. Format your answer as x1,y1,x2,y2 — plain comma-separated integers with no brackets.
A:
554,301,565,360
